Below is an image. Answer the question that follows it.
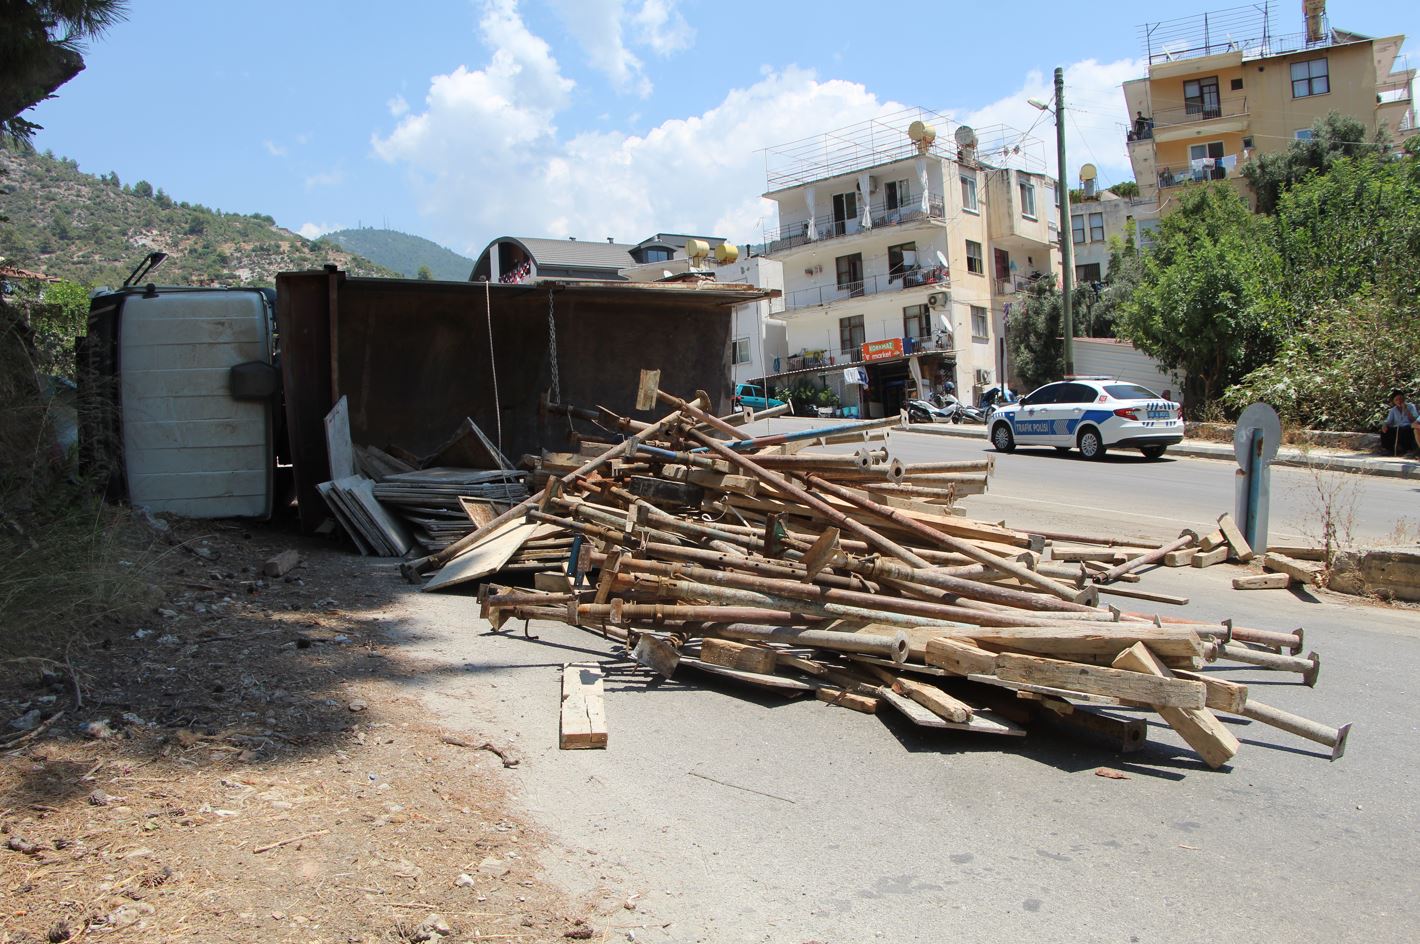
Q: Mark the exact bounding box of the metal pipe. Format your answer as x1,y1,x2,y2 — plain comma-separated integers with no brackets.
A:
1214,644,1321,686
902,459,994,474
803,473,1081,603
1096,531,1199,584
687,414,902,452
1241,700,1351,760
693,623,910,663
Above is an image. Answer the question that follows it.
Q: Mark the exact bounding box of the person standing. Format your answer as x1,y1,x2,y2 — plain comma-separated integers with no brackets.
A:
1380,389,1419,455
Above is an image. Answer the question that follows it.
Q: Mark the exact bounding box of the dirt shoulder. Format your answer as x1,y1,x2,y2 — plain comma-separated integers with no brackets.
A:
1,517,598,944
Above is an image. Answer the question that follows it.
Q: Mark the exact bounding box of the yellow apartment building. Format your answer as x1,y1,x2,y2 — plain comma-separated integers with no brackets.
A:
1122,3,1414,212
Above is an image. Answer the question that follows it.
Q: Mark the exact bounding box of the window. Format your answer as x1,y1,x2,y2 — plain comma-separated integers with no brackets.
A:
1071,215,1086,245
1189,141,1226,180
1295,128,1314,141
1105,383,1161,400
903,304,929,341
839,315,865,354
1076,262,1102,283
885,178,911,210
1230,77,1244,91
970,305,989,339
641,247,672,262
965,240,984,275
1054,383,1096,405
1088,213,1105,243
831,191,857,235
1183,76,1221,119
1291,58,1329,98
887,242,918,281
1019,180,1037,219
1022,383,1061,406
960,174,978,212
731,338,751,365
835,252,864,297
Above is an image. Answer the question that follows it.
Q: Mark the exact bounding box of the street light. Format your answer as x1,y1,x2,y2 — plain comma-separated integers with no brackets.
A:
1029,68,1074,378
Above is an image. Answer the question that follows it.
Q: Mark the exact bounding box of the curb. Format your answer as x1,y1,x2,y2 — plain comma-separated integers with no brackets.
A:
897,422,1419,480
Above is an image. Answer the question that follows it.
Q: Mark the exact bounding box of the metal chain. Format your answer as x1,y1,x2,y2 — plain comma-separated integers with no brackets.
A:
546,287,562,406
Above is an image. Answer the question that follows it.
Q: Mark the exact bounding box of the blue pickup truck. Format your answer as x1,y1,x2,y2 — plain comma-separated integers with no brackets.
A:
732,383,785,412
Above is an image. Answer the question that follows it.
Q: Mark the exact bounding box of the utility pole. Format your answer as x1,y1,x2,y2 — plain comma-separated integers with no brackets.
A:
1054,66,1074,378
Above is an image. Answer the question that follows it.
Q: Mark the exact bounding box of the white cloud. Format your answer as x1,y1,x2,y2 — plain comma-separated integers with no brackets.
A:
263,139,287,157
373,5,1142,255
549,0,648,97
630,0,693,56
297,221,340,239
388,94,409,117
304,166,346,190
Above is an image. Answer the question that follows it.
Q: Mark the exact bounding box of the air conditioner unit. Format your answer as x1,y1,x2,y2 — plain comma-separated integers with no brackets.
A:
974,368,993,385
927,291,950,309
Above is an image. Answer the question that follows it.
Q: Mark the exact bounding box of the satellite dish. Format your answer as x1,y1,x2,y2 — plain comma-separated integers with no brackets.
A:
935,250,949,268
954,125,978,150
1080,163,1098,182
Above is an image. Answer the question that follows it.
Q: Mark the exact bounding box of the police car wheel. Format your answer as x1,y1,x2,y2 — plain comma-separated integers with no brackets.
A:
1077,428,1107,460
1140,445,1167,459
991,423,1015,453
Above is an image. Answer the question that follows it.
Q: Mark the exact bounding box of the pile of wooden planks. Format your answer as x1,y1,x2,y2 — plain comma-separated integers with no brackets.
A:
413,377,1352,767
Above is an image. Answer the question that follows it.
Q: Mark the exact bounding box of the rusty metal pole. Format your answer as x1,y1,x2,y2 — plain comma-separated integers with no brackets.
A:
1096,531,1199,584
1241,700,1351,759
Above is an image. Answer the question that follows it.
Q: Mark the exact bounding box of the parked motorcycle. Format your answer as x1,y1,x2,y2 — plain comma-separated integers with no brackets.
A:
906,399,954,424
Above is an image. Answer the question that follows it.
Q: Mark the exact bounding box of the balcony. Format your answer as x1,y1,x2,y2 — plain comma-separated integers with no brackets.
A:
1158,153,1242,189
767,194,947,255
783,334,951,371
994,274,1043,296
781,266,949,313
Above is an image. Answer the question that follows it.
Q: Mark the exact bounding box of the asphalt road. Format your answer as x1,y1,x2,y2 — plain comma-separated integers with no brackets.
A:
378,419,1420,943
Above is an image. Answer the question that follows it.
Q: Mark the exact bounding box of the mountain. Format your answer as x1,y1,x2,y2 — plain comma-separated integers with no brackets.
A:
320,227,473,281
0,145,396,287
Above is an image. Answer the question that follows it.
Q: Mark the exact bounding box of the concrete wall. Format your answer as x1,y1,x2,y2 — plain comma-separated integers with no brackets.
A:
1072,337,1185,401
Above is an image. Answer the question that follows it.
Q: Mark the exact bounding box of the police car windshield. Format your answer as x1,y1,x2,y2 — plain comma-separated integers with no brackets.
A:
1105,383,1160,400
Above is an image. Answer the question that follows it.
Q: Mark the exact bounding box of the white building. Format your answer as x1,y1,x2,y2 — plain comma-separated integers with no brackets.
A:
620,250,787,388
1069,170,1159,285
760,108,1061,417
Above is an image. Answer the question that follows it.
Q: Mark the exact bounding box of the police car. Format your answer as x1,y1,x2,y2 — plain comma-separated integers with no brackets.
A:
988,378,1183,460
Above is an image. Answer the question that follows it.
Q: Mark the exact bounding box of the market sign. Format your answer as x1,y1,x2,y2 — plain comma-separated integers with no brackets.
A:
861,338,903,362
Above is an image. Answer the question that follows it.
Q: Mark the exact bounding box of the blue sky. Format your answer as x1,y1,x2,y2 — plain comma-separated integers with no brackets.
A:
28,0,1417,257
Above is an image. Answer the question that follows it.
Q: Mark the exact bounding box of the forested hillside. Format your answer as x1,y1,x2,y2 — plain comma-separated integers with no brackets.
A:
320,227,473,280
0,146,394,286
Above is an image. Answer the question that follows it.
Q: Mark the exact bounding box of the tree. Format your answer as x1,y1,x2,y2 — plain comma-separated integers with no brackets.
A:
1106,181,1139,198
1242,112,1390,214
1,1,128,142
1116,184,1281,404
416,264,433,280
132,179,152,198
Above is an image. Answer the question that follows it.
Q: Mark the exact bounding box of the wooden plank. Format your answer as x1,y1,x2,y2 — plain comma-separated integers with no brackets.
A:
1112,643,1238,769
1199,529,1227,552
1171,670,1249,714
1217,513,1255,562
1262,552,1321,586
1094,585,1190,606
635,368,662,411
1037,703,1147,752
324,395,356,481
1266,544,1328,562
994,652,1206,709
340,475,414,556
678,656,814,691
1052,547,1128,563
800,527,841,580
877,688,1025,736
560,663,608,750
924,637,999,676
892,677,973,722
1233,573,1292,590
964,673,1126,706
1163,548,1198,567
815,687,879,713
700,638,778,675
423,519,543,592
960,624,1203,659
1191,545,1230,568
316,481,372,556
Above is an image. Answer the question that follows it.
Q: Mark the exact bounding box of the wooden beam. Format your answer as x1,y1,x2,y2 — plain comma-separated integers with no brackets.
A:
1217,513,1255,562
993,652,1206,708
1191,546,1230,568
1233,573,1292,590
924,637,998,676
699,638,778,675
1171,669,1248,714
892,677,973,723
560,663,608,750
1262,552,1321,586
1112,643,1238,769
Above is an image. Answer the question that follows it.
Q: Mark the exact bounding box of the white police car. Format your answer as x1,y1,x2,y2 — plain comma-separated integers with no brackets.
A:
988,378,1183,460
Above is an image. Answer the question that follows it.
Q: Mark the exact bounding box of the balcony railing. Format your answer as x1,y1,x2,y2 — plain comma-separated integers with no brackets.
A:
782,266,949,312
783,334,951,372
1158,153,1242,189
768,194,947,253
994,274,1041,295
1126,99,1246,143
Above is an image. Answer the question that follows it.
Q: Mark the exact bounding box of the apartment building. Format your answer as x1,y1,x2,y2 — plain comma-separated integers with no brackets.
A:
761,109,1061,418
1123,2,1414,211
1069,171,1159,285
